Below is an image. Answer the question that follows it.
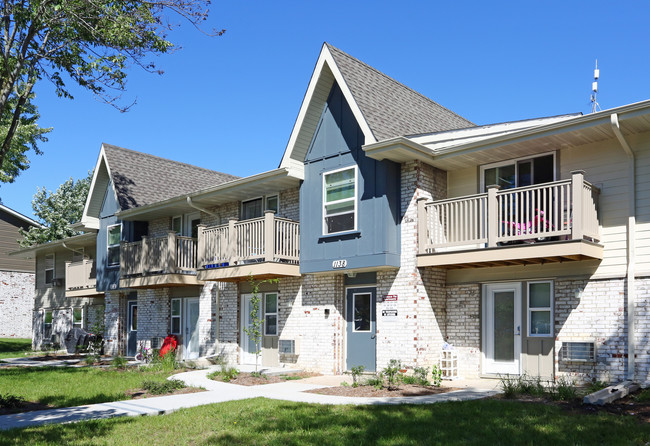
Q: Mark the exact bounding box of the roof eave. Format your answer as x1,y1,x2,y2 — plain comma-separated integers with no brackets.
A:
10,232,97,258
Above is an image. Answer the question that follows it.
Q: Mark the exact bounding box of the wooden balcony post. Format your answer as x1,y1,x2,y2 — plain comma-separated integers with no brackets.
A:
141,236,149,275
228,218,238,264
167,231,177,274
416,197,428,254
571,170,585,240
487,185,500,247
197,224,206,267
264,210,276,262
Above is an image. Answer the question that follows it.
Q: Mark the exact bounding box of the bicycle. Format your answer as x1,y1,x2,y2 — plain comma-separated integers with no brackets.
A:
134,341,153,364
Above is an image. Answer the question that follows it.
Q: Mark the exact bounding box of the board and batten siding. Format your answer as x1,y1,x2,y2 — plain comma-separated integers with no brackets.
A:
299,83,401,274
444,131,650,284
0,210,35,273
96,180,121,291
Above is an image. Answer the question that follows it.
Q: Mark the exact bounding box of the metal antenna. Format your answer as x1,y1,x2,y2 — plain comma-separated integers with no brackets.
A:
590,60,601,113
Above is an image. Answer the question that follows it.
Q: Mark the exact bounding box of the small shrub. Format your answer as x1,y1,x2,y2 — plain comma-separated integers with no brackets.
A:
250,371,267,379
144,350,179,372
401,375,418,385
280,375,302,381
112,356,128,369
634,388,650,402
430,365,442,387
222,366,240,382
141,379,185,395
382,359,402,389
348,365,365,388
499,375,519,398
413,366,430,386
340,381,350,387
0,393,24,409
84,355,98,366
366,376,383,390
550,376,577,401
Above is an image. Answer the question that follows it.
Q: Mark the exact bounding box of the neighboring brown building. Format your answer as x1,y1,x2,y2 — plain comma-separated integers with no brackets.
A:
0,204,41,338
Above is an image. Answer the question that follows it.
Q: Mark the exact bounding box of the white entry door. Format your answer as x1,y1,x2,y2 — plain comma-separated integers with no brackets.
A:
183,298,200,360
240,294,261,365
482,283,522,375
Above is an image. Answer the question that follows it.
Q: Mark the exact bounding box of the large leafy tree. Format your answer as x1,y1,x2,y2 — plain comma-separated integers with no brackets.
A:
0,0,221,182
19,171,92,247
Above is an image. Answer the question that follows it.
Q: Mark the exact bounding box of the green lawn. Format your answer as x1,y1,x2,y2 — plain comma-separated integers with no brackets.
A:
0,366,184,408
1,398,648,445
0,338,33,359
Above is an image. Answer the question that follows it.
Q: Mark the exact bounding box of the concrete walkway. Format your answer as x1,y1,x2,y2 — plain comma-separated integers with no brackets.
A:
0,367,500,431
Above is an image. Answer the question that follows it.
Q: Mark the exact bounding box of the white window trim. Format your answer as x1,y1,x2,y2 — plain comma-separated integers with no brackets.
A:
72,307,84,329
44,253,55,285
107,223,122,268
43,309,53,337
322,165,358,235
479,151,556,191
241,194,280,220
352,292,371,333
172,215,183,235
264,293,278,336
527,280,554,337
170,298,182,335
129,303,137,332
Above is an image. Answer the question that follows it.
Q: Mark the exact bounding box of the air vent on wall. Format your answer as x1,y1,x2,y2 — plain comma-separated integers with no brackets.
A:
561,342,595,362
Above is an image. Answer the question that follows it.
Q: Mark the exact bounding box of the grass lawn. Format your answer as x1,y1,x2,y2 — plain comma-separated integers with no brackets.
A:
2,397,648,445
0,366,185,408
0,338,33,359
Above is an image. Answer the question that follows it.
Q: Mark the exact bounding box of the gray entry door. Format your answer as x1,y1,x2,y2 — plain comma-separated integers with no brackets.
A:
346,287,376,372
127,301,138,357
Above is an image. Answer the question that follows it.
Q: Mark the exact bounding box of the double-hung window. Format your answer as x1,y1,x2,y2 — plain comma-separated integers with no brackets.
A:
43,310,53,339
528,281,553,336
170,298,181,335
44,254,55,285
72,308,83,329
323,166,357,234
107,224,121,267
264,293,278,336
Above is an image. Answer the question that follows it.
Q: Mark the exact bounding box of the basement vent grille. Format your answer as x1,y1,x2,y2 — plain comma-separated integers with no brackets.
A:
279,340,296,355
561,342,595,362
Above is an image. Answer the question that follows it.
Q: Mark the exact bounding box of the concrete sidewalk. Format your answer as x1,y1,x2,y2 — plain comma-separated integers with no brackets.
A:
0,368,500,431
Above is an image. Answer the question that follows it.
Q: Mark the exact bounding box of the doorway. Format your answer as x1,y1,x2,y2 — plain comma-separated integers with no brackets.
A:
127,300,137,357
345,287,376,372
482,283,521,375
240,294,260,365
182,297,200,360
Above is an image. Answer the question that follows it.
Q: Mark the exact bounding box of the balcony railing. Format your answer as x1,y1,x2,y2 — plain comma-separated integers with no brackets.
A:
198,211,299,267
65,259,96,291
121,232,198,276
417,170,600,254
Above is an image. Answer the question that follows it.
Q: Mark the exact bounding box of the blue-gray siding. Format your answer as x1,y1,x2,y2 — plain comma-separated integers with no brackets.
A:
96,181,121,291
299,83,400,274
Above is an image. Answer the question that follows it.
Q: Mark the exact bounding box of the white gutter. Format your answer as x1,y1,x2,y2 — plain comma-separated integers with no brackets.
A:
186,197,218,217
610,113,636,381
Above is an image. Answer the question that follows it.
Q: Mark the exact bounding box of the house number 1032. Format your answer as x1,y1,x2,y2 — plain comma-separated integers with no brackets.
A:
332,259,347,268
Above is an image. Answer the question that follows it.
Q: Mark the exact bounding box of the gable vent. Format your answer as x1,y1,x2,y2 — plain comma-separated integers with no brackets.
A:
561,342,595,362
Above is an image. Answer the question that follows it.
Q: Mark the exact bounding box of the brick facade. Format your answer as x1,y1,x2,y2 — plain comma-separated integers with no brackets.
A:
0,270,35,338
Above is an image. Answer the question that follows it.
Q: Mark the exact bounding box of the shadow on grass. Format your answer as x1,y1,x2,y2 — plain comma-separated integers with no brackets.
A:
201,398,650,446
0,339,32,355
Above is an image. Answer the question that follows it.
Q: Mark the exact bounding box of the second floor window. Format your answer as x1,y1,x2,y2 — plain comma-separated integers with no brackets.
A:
107,224,121,267
44,254,55,285
323,166,357,234
241,195,279,220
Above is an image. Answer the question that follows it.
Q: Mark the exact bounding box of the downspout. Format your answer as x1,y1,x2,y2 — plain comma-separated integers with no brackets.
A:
186,197,218,217
610,113,636,381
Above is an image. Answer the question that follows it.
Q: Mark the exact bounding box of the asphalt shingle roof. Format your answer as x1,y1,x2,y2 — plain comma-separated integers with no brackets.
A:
326,43,475,141
102,144,239,211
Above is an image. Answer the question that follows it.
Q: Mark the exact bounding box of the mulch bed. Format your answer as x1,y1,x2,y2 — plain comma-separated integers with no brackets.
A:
216,372,318,386
491,390,650,423
306,384,460,398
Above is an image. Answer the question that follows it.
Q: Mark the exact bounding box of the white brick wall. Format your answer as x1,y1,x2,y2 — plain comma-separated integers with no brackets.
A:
137,288,170,347
0,271,34,338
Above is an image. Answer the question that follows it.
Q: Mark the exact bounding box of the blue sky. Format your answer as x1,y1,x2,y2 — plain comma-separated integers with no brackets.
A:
3,0,650,219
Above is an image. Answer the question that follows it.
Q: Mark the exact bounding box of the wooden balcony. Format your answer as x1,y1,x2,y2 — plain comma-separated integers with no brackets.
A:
197,211,300,282
119,232,203,288
65,259,103,297
417,171,604,269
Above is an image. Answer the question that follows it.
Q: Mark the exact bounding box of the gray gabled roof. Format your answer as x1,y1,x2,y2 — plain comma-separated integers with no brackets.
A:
326,43,475,141
102,144,239,211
